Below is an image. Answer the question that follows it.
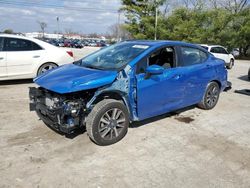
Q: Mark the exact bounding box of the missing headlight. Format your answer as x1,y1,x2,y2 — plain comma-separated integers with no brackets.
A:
63,101,82,117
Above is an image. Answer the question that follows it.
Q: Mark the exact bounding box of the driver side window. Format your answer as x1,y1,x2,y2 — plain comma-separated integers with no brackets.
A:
136,46,176,74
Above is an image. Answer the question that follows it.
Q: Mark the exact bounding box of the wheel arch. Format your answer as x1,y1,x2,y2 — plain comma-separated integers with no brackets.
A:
210,80,221,89
36,62,58,76
87,90,132,118
93,90,125,103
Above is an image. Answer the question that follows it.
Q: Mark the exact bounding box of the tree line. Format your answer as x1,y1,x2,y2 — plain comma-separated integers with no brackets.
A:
121,0,250,56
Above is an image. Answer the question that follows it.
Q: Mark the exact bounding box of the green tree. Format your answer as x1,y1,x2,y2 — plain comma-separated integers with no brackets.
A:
121,0,166,39
122,0,250,56
3,29,13,34
232,7,250,56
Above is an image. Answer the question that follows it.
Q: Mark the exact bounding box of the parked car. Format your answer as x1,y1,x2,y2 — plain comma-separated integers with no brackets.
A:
72,41,83,48
0,34,74,80
201,44,235,69
29,41,228,145
231,48,240,57
63,40,72,48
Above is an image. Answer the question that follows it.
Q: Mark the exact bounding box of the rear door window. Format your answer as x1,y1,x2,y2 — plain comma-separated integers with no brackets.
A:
218,47,228,54
32,42,43,50
3,38,33,51
179,46,208,67
210,47,221,53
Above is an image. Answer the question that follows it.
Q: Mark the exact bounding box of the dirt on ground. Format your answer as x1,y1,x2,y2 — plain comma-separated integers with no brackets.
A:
0,49,250,188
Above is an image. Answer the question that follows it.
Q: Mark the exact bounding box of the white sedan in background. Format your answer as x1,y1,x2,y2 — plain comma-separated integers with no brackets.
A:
201,44,235,69
0,34,74,80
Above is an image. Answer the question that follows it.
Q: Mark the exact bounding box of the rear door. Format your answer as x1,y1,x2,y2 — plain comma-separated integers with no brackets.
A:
0,37,7,78
178,46,215,106
3,37,44,78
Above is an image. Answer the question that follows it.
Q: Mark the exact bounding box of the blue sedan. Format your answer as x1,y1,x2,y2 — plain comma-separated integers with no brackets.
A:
29,40,228,145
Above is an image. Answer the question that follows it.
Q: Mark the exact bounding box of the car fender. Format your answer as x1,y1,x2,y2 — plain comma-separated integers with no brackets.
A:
229,54,235,60
86,65,138,121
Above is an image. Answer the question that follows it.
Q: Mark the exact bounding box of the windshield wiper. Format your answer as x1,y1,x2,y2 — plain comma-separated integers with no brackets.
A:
83,64,104,70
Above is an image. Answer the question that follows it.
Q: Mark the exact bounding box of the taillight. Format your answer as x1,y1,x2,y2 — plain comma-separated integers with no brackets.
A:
67,51,73,57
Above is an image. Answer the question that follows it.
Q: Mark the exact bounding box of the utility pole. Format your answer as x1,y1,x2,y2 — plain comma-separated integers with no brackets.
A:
117,10,121,42
56,17,59,39
154,6,158,40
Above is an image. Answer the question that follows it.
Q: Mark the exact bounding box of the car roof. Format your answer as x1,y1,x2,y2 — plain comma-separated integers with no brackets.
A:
0,33,58,49
200,44,225,48
123,40,201,48
0,33,30,40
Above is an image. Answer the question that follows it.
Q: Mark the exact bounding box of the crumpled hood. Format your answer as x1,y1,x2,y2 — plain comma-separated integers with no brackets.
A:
34,64,117,94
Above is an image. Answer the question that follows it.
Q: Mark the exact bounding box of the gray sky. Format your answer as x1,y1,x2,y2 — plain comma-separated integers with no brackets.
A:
0,0,123,34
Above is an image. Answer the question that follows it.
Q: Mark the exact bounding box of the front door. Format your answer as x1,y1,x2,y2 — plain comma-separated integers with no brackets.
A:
136,46,185,120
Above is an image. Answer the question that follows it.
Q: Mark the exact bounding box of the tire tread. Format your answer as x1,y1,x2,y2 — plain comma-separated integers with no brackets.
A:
86,99,126,145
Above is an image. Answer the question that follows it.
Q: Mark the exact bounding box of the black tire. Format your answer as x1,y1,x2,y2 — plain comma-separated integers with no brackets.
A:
37,63,58,76
86,99,129,146
198,82,220,110
227,59,234,69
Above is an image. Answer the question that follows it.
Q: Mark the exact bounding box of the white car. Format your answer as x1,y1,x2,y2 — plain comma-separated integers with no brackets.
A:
201,44,235,69
0,34,74,80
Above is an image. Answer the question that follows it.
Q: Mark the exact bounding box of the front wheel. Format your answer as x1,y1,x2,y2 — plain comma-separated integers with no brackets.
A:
86,99,129,146
198,82,220,110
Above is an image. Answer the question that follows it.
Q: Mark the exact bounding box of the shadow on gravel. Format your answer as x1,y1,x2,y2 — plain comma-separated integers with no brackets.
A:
238,75,250,82
130,105,196,128
0,79,33,85
65,128,86,139
43,121,86,139
235,89,250,96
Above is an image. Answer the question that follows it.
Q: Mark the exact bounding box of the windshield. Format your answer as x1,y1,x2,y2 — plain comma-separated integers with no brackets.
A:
76,42,150,71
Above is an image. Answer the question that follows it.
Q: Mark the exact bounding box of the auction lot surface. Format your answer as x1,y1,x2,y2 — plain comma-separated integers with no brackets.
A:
0,48,250,188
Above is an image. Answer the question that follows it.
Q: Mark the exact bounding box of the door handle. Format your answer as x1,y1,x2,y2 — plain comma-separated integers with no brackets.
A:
33,55,40,58
0,57,4,60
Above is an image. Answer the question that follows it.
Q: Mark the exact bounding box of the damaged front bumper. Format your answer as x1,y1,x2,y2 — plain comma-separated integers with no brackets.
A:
29,87,85,134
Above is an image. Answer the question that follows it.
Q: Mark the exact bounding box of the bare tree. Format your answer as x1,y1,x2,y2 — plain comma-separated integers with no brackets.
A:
107,23,131,41
209,0,219,9
219,0,249,13
37,21,47,38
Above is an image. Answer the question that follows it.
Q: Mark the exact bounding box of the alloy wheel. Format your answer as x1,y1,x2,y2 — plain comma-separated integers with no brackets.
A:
206,85,219,108
98,108,126,140
38,63,57,75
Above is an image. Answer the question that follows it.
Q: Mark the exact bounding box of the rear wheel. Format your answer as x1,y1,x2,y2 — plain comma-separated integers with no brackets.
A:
86,99,129,146
37,63,58,76
198,82,220,110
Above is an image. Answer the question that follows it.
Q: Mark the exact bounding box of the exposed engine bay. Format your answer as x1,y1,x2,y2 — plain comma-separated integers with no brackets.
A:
29,87,94,134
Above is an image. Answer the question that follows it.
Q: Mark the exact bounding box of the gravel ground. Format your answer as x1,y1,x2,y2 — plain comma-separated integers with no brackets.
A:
0,49,249,188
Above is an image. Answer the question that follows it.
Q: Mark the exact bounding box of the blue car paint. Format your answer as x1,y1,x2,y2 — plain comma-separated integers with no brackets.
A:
34,64,117,94
86,65,139,121
34,40,227,121
146,65,165,74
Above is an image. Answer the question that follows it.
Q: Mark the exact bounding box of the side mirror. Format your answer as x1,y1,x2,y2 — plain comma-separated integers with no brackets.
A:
146,65,164,75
